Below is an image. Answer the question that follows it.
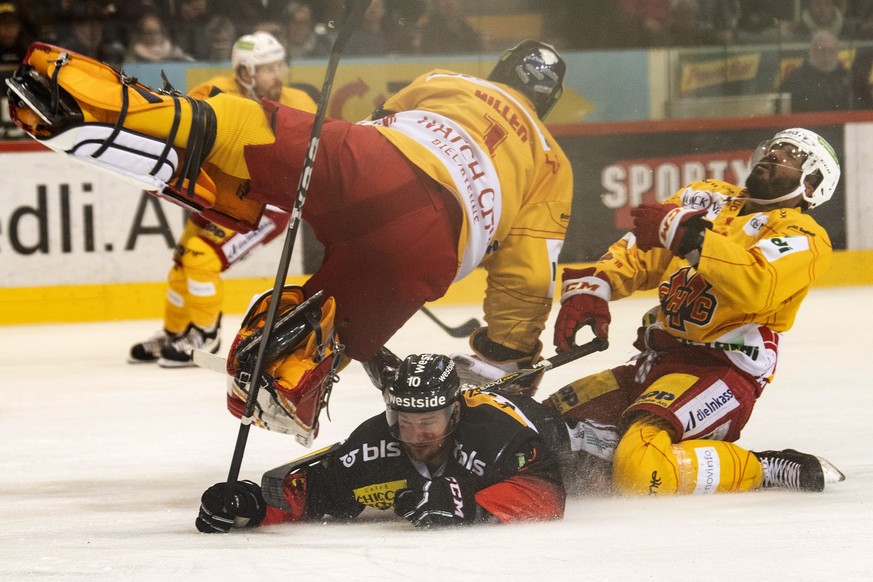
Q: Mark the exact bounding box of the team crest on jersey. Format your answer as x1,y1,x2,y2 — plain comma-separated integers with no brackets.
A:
658,267,716,332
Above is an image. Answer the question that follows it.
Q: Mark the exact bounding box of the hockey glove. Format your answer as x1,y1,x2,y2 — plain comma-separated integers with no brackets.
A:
195,480,267,533
554,267,611,352
393,477,479,527
630,203,711,259
451,328,542,394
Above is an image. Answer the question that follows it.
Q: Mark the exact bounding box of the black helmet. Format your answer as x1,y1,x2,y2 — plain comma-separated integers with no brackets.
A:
488,40,566,119
384,354,461,440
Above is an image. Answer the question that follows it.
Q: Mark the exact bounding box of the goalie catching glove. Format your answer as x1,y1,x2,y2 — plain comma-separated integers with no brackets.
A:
226,286,345,447
451,328,542,396
393,476,480,527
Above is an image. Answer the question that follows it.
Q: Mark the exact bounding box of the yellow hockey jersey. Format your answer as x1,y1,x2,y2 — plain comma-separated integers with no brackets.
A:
364,70,573,353
594,179,832,380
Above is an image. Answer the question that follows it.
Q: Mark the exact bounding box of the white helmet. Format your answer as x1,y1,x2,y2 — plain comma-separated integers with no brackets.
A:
231,32,286,77
750,128,840,209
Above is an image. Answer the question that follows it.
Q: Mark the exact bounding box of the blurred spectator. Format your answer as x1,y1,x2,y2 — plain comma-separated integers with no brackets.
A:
616,0,673,47
0,3,28,77
55,1,126,68
169,0,213,60
779,30,851,112
735,0,796,43
213,0,292,35
283,2,332,59
418,0,482,54
125,11,193,62
204,14,237,61
845,0,873,39
796,0,845,40
669,0,739,46
383,0,426,53
850,46,873,108
344,0,388,56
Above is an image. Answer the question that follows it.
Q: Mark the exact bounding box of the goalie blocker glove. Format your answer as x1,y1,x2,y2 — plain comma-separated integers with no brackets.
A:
196,480,267,533
393,476,480,527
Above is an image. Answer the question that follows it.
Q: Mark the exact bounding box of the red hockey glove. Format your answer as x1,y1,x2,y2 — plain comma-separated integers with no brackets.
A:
554,267,611,352
195,480,267,533
630,203,711,257
394,477,479,527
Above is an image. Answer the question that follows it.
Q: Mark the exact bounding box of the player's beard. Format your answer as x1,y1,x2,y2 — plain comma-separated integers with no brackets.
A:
745,163,801,200
263,81,282,102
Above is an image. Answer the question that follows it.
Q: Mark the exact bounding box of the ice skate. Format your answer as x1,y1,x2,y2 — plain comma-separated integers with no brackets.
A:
158,317,221,368
128,329,179,364
753,449,846,492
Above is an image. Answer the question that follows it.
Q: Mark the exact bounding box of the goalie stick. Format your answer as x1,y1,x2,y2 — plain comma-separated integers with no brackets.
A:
420,306,481,338
259,337,608,509
224,0,373,492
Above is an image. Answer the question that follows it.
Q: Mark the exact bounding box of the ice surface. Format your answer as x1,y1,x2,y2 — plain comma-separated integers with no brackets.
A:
2,287,871,581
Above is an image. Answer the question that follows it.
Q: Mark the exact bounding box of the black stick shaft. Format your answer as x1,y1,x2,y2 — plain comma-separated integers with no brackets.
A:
475,337,609,393
226,0,372,488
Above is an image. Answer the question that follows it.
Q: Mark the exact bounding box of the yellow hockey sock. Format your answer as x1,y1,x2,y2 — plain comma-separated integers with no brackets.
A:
613,417,764,495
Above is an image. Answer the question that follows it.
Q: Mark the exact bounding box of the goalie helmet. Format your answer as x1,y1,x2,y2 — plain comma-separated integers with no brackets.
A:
488,40,566,119
384,354,461,441
231,31,286,77
749,128,841,209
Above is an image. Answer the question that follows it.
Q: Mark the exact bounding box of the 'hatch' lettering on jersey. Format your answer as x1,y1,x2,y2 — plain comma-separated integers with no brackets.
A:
658,267,716,332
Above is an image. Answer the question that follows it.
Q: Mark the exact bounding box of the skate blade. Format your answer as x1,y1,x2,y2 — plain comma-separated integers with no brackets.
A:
817,456,846,486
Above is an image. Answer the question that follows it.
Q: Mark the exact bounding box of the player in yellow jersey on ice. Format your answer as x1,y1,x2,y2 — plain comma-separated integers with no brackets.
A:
547,128,845,496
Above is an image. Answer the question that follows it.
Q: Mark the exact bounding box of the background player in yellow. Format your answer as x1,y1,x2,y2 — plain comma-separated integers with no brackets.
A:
128,31,318,367
546,128,845,496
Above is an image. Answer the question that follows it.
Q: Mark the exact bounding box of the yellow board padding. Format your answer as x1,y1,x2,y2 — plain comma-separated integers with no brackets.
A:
2,250,873,325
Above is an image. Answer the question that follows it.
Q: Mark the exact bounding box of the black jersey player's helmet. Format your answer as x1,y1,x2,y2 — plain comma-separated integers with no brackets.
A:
384,354,462,441
488,40,566,119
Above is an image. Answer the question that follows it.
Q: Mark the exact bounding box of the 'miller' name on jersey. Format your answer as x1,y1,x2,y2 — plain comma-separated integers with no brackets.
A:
388,394,447,409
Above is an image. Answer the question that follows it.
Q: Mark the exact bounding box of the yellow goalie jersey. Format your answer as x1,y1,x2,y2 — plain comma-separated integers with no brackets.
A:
596,178,832,380
365,70,573,353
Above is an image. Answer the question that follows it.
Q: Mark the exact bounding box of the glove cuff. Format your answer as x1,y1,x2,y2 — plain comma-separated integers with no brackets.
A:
560,268,611,304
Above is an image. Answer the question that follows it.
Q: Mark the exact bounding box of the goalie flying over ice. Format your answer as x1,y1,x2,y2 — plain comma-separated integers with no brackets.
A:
5,38,573,446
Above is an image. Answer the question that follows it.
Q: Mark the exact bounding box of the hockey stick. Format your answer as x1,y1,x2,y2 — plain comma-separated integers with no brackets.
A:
420,306,481,338
224,0,372,490
475,337,609,395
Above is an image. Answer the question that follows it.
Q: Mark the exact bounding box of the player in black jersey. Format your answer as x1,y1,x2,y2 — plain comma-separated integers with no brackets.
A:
196,353,567,531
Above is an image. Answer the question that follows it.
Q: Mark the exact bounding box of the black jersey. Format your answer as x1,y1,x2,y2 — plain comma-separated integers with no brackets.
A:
304,389,565,521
